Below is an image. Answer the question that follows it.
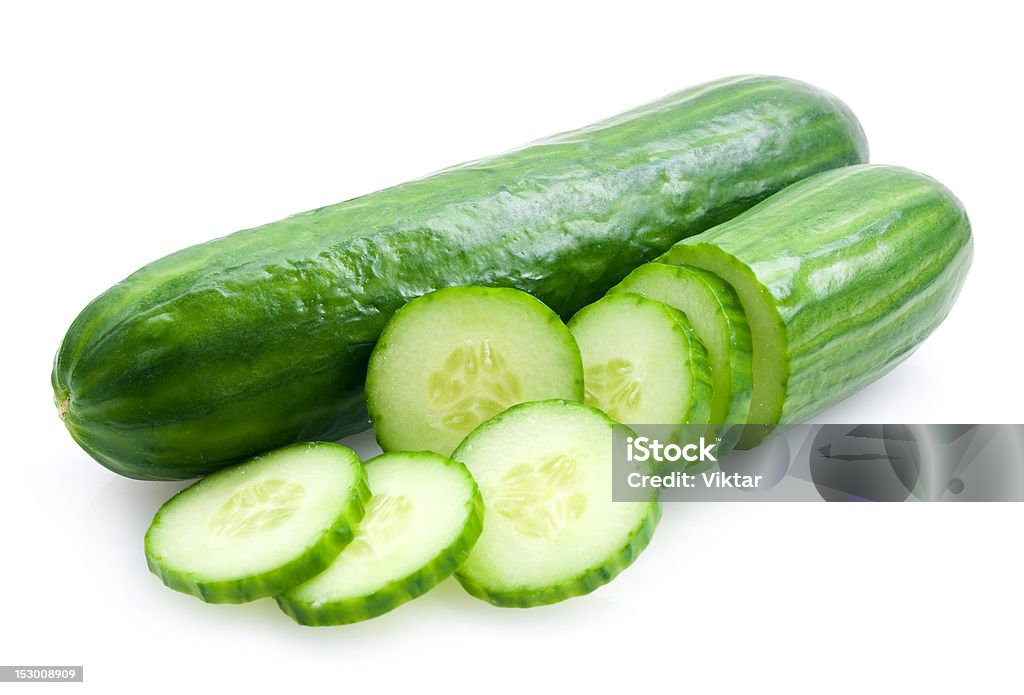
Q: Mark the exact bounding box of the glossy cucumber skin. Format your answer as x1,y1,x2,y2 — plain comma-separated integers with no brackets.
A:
662,164,972,437
53,75,868,480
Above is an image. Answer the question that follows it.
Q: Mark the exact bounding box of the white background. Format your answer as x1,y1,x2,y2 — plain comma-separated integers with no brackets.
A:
2,1,1022,693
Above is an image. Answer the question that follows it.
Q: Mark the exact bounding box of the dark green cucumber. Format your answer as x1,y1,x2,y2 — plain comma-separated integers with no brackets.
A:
661,164,973,446
53,75,868,480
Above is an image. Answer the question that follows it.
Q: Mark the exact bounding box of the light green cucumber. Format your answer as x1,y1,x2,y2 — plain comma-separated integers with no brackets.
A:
568,293,712,429
276,452,483,626
660,164,973,447
609,263,753,430
453,400,660,607
366,286,583,457
144,442,369,603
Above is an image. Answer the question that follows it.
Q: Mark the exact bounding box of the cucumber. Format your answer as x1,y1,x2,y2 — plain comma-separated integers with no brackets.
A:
608,263,753,428
453,399,660,607
661,164,973,446
567,293,712,429
144,442,369,603
53,75,868,480
276,451,483,626
366,286,583,456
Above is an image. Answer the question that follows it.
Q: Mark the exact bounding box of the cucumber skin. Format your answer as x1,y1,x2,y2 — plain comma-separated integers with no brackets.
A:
610,263,754,429
452,399,661,608
53,75,868,480
662,164,972,438
144,442,371,604
275,453,485,626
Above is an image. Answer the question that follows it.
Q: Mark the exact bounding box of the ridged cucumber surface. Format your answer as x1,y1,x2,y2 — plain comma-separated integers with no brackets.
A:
144,442,369,603
661,164,973,445
277,451,483,626
453,400,660,607
366,286,583,457
53,75,868,479
609,263,753,429
568,293,712,428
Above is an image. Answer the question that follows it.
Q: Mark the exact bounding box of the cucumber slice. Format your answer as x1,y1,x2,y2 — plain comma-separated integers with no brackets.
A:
144,442,369,603
609,263,753,427
276,452,483,626
453,400,660,607
366,286,584,456
568,293,713,428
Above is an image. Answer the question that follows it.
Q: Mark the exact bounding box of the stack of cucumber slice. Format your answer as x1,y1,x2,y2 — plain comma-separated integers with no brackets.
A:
144,163,972,626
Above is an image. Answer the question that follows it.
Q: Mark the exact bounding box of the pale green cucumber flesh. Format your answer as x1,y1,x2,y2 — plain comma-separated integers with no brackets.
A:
366,286,584,457
661,164,973,446
568,293,712,427
452,399,660,607
144,442,369,603
609,263,753,428
276,451,483,626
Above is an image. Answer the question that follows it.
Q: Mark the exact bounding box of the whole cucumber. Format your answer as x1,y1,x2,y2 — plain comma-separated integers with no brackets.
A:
53,75,868,479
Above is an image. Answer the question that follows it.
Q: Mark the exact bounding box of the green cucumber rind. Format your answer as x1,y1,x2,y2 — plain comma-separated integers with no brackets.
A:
144,442,371,604
611,263,754,429
275,454,485,626
54,75,869,480
366,285,585,455
452,399,661,608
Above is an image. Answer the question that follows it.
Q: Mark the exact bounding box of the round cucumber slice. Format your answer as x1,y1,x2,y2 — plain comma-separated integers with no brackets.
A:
144,442,369,604
610,263,753,428
453,400,660,607
276,451,483,626
366,286,584,456
568,293,712,428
